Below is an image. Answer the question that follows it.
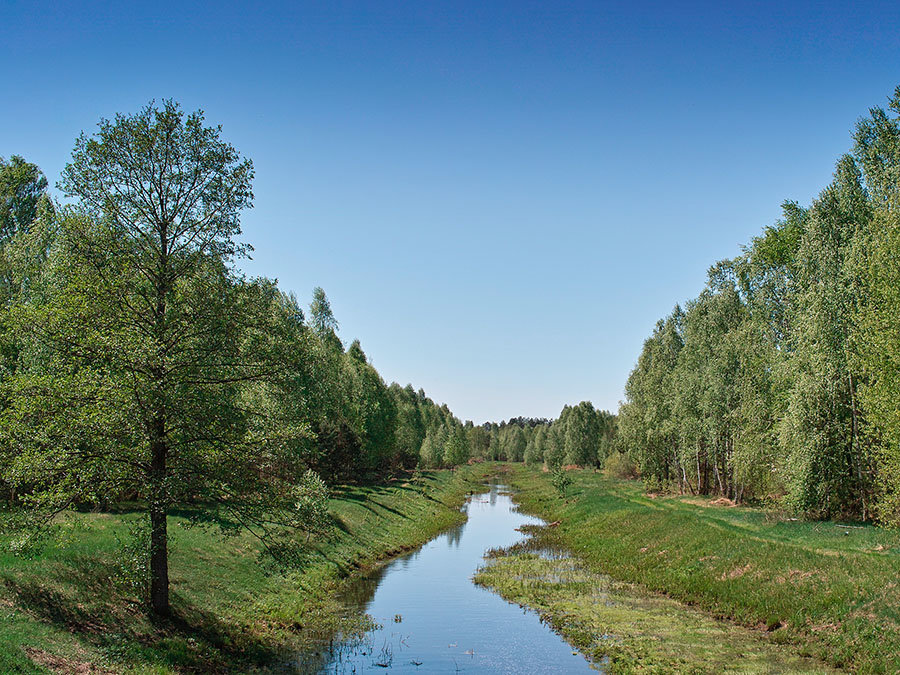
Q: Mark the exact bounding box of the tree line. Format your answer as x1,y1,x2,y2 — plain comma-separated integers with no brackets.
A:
417,403,616,470
618,85,900,524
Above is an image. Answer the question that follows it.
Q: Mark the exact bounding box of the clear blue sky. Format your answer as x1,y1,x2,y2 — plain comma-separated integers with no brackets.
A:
3,1,900,423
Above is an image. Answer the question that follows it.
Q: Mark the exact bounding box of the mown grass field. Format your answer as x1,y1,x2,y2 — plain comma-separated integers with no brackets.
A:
495,464,900,674
0,467,489,673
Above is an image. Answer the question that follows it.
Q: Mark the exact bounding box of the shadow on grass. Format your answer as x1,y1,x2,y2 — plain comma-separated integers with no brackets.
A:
331,474,443,508
2,555,293,673
329,512,351,534
329,486,419,520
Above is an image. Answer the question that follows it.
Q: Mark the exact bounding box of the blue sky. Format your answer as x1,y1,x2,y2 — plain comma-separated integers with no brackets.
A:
3,1,900,423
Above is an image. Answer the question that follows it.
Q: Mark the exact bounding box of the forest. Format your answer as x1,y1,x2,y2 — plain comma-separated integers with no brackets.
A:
617,86,900,525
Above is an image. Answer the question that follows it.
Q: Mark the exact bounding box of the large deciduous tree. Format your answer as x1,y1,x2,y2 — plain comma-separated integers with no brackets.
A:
3,101,314,615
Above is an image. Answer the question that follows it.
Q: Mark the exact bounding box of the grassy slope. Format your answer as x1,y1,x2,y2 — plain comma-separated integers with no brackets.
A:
0,467,489,673
499,465,900,674
475,535,837,673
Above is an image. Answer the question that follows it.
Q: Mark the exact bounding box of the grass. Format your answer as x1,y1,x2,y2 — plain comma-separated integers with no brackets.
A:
0,467,490,673
475,532,836,673
490,464,900,674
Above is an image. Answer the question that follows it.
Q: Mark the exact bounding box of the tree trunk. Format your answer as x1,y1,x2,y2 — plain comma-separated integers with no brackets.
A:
150,220,171,616
674,444,683,494
714,453,726,496
847,370,868,521
149,419,169,616
682,461,695,495
149,500,169,615
696,449,702,495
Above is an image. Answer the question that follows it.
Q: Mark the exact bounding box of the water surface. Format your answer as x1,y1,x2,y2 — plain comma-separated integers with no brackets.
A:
305,484,594,673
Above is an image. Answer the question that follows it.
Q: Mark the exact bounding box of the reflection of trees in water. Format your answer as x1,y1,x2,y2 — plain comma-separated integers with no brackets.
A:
338,547,423,608
338,563,390,608
445,521,465,548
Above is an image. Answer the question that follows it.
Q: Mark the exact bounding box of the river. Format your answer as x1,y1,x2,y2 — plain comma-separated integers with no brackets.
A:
298,483,595,673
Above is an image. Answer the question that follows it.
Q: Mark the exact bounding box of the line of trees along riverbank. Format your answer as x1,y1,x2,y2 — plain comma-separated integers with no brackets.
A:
0,101,617,617
618,85,900,524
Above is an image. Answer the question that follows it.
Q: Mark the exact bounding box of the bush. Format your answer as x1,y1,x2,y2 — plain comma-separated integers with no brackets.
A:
550,467,572,498
292,470,330,539
604,452,639,479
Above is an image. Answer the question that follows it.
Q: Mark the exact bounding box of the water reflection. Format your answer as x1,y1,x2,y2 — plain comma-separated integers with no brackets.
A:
298,484,595,673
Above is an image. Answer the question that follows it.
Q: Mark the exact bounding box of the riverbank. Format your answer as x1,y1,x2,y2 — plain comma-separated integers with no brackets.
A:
0,467,489,673
484,464,900,673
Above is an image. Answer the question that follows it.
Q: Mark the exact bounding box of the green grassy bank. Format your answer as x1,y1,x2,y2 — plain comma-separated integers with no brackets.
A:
488,465,900,673
0,467,489,673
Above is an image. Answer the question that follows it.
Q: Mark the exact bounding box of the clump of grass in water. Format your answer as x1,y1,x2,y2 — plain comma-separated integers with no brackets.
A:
373,639,393,668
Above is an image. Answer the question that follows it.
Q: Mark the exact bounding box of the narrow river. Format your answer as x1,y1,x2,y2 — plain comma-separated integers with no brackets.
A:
302,484,594,673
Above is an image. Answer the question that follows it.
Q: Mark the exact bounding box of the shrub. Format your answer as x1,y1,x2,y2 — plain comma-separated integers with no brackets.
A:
292,470,330,539
604,452,639,479
550,467,573,498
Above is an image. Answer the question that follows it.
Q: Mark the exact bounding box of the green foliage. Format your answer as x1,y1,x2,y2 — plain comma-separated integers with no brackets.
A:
419,426,445,468
342,341,398,471
443,425,469,467
523,426,545,465
467,423,491,461
604,452,638,479
0,155,49,242
851,87,900,525
291,470,330,538
776,156,872,518
563,401,602,467
549,467,572,498
1,101,316,614
391,384,427,468
310,286,339,336
619,311,683,484
543,424,566,470
506,426,527,462
616,84,900,520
